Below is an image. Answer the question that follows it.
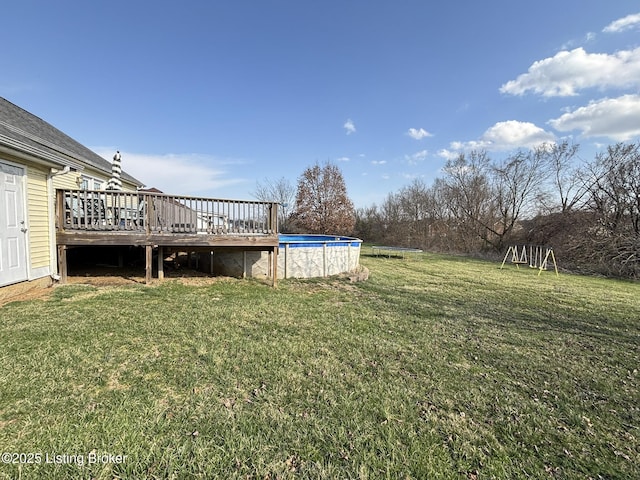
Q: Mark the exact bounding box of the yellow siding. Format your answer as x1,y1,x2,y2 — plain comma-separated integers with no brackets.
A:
0,151,142,285
25,167,50,269
51,171,82,190
52,168,139,192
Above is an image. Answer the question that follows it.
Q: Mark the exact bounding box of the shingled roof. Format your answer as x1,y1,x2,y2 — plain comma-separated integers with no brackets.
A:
0,96,143,186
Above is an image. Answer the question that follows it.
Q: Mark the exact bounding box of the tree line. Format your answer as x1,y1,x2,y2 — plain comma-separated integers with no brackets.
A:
255,142,640,279
357,141,640,278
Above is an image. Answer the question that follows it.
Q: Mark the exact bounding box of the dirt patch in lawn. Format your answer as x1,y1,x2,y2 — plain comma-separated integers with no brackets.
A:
2,264,368,307
0,277,54,306
0,267,228,307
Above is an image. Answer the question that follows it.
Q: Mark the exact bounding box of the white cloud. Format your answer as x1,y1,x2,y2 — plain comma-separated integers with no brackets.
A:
371,160,387,165
560,32,596,51
436,148,459,161
405,150,429,165
500,47,640,97
343,118,356,135
337,156,350,162
603,12,640,33
482,121,556,148
442,121,556,155
406,127,432,140
93,148,246,196
548,94,640,141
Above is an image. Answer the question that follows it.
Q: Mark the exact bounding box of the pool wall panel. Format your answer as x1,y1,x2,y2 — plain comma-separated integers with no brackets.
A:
198,236,361,279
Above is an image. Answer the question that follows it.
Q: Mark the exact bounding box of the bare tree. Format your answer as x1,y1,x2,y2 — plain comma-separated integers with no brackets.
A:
427,178,457,251
581,143,640,277
379,192,404,246
490,148,548,250
291,161,355,235
355,205,383,243
537,141,588,213
397,179,437,248
253,177,296,232
441,149,549,251
442,151,495,251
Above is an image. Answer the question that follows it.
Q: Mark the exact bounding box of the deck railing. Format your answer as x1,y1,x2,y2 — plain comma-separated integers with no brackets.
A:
56,189,278,235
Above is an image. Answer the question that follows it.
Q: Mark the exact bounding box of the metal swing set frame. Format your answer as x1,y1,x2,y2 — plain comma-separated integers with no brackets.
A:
500,245,558,276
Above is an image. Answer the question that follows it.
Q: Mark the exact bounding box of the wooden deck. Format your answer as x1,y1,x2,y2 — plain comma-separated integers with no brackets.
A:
55,189,279,284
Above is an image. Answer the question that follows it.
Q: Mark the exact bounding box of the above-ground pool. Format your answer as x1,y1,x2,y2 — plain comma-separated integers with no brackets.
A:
202,234,362,279
278,234,362,278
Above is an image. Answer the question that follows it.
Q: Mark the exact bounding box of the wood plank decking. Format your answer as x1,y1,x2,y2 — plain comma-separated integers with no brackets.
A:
55,189,279,284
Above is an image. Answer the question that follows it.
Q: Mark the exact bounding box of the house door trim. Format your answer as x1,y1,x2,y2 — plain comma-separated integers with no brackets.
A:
0,160,29,287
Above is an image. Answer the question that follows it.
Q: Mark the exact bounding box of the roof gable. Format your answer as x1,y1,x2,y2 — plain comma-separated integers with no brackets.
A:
0,97,143,186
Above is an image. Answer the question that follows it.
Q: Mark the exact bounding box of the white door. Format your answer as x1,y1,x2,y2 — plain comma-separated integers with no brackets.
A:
0,161,28,286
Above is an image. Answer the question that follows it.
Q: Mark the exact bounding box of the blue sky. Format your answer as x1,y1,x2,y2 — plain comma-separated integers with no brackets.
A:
2,1,640,207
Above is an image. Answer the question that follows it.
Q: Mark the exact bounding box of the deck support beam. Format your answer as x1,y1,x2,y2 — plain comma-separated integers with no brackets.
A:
57,245,67,284
243,251,247,279
158,246,164,280
271,246,278,287
145,245,153,284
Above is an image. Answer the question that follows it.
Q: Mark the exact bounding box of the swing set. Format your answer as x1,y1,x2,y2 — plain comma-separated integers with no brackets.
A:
500,245,558,276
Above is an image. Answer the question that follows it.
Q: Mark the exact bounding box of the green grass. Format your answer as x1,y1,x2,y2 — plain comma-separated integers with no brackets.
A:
0,252,638,479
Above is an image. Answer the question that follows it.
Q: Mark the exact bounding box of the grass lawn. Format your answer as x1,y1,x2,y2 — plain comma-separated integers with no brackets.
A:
0,251,638,479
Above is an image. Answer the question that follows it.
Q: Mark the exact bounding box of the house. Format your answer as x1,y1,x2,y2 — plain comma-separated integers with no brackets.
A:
0,96,144,290
0,97,279,293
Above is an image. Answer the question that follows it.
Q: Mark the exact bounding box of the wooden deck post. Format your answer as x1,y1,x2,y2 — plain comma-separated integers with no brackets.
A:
271,246,278,287
158,246,164,280
145,245,153,284
55,190,64,230
57,245,67,284
243,251,247,279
